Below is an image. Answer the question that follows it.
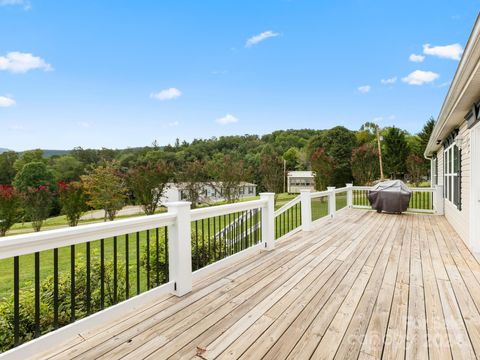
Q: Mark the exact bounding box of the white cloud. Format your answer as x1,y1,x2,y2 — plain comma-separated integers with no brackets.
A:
409,54,425,63
216,114,238,125
0,52,52,73
168,121,179,127
358,85,371,93
423,43,463,60
150,88,182,101
0,0,30,9
381,77,397,85
402,70,439,85
78,121,91,128
0,95,15,107
8,124,28,131
245,30,279,48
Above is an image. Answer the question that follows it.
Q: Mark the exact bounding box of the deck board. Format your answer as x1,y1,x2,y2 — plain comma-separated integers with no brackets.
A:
38,209,480,360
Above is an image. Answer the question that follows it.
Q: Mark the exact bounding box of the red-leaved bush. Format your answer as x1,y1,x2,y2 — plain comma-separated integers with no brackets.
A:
58,180,88,226
23,185,53,232
0,185,21,236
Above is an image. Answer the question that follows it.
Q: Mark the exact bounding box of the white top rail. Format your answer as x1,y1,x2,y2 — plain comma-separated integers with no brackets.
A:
310,190,329,199
190,199,267,222
0,212,176,260
273,195,301,217
352,186,371,191
334,187,349,193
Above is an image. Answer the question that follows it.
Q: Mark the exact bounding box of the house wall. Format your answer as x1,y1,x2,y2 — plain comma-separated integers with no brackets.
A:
287,177,315,193
436,122,471,245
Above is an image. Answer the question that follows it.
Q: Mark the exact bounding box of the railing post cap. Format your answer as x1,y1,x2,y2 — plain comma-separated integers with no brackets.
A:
327,186,336,191
259,192,275,197
346,183,353,187
165,201,192,208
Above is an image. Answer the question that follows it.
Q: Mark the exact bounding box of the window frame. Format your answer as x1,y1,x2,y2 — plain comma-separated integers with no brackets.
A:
443,143,461,209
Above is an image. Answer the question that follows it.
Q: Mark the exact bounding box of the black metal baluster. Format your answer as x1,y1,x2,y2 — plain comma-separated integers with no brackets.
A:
225,214,232,257
241,211,245,250
213,216,217,262
155,228,159,286
14,256,19,346
100,239,105,310
249,210,253,247
136,232,140,294
53,248,58,329
195,221,199,270
34,252,40,338
164,227,169,281
86,242,91,315
146,230,150,290
224,214,228,256
70,245,75,323
125,234,129,299
113,236,118,304
201,219,205,266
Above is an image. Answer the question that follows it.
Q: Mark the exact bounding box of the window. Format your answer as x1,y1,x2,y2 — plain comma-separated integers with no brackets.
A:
444,143,461,209
432,156,438,186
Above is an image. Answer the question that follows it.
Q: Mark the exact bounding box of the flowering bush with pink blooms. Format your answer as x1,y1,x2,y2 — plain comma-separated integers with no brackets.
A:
23,185,53,232
58,180,88,226
0,185,21,236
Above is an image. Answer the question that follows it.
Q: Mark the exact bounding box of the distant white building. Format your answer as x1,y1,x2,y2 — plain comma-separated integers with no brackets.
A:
287,171,316,193
161,182,257,204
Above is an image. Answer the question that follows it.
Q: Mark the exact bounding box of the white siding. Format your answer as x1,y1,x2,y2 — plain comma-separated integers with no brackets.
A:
437,122,471,245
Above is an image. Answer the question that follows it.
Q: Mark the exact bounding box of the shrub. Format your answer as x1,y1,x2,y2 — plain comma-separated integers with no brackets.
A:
23,186,53,232
125,162,172,215
0,185,21,236
58,181,88,226
81,163,127,221
0,254,125,352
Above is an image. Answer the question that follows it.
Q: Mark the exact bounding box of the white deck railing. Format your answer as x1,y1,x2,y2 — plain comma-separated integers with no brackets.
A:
0,184,445,359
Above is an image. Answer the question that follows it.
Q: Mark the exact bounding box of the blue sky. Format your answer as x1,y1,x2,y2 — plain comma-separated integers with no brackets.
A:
0,1,479,151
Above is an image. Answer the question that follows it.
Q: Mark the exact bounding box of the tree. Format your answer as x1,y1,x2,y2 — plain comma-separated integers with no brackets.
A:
418,117,436,153
125,161,172,215
406,154,424,186
351,144,379,185
176,161,208,208
310,148,335,190
207,155,250,203
0,151,18,185
81,163,127,221
283,147,300,170
0,185,21,236
361,122,384,180
306,126,356,187
13,162,55,192
23,185,53,232
50,156,85,182
58,181,88,226
13,149,45,172
383,127,409,179
259,152,284,201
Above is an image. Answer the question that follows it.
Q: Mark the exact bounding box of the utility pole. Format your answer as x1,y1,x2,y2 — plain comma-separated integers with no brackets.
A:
376,126,384,180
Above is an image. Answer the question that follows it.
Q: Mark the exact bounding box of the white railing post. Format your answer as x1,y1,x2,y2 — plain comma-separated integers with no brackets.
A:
166,201,192,296
346,183,353,208
327,187,336,218
300,190,312,231
260,192,275,251
434,185,444,215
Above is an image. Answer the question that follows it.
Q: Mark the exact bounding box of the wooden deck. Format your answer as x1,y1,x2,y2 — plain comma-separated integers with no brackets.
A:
38,209,480,360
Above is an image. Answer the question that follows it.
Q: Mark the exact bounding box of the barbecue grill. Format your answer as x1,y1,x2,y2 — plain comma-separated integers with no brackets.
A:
368,180,412,213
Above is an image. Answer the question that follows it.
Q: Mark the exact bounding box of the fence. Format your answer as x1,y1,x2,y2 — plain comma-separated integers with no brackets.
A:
0,185,443,357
